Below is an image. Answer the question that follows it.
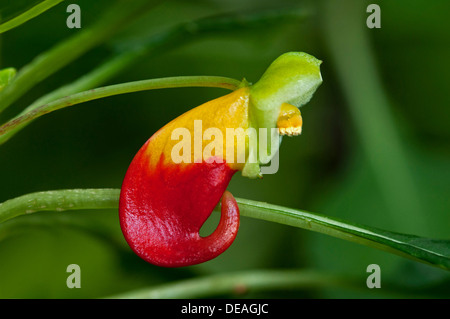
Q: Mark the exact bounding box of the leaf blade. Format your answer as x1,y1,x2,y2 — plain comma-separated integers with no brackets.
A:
235,198,450,270
0,189,448,270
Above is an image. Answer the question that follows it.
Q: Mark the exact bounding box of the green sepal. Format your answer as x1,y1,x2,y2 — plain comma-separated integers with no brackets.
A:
250,52,322,130
242,52,322,178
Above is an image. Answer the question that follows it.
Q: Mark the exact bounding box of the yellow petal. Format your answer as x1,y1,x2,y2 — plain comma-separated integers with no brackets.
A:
277,103,302,136
144,87,250,171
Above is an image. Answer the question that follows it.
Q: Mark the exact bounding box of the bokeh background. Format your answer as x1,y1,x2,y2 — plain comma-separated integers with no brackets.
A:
0,0,449,298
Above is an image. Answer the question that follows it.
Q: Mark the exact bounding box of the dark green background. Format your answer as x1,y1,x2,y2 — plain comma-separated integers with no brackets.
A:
0,0,449,298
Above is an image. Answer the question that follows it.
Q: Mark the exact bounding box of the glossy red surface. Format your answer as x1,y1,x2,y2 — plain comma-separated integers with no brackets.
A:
119,141,240,267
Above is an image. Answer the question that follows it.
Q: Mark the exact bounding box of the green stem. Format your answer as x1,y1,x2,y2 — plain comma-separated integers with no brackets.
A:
0,0,65,34
0,0,160,114
105,269,353,299
1,189,448,270
0,76,242,136
0,52,138,144
0,189,119,223
0,6,308,145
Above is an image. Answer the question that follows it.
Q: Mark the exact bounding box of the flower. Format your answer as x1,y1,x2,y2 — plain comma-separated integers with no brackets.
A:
119,52,322,267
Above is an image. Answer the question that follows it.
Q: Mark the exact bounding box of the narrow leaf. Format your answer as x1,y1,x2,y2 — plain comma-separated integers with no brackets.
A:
0,189,448,270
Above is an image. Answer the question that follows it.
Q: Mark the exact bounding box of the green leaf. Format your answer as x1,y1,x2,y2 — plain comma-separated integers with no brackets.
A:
0,68,16,92
105,269,354,299
0,189,448,271
0,0,161,114
0,0,66,34
0,7,310,146
234,198,450,271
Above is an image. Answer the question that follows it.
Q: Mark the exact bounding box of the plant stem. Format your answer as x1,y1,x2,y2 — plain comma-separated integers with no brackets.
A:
1,189,448,270
0,6,309,145
0,189,119,223
105,269,353,299
0,0,66,34
0,76,242,136
0,0,160,114
0,52,138,144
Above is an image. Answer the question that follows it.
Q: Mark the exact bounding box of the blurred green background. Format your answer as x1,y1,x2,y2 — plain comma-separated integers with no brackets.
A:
0,0,449,298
